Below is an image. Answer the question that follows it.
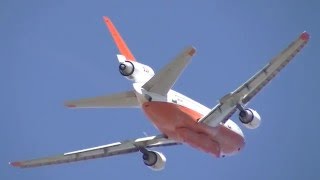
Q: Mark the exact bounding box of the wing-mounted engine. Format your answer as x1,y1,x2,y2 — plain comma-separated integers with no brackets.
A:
238,108,261,129
142,150,166,171
119,60,154,83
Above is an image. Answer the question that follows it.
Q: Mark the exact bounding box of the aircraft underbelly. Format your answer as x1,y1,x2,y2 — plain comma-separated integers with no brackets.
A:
142,101,245,157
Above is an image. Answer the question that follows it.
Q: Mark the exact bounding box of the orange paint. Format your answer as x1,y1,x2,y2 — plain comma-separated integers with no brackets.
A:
103,17,136,61
300,31,310,41
142,101,245,157
10,161,22,167
66,104,76,108
188,48,196,56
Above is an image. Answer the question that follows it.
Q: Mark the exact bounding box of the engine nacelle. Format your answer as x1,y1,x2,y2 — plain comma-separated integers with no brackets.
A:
119,61,134,76
142,151,166,171
239,108,261,129
119,61,154,83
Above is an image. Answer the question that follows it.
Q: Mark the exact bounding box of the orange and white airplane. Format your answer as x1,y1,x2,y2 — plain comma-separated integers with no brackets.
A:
10,17,310,171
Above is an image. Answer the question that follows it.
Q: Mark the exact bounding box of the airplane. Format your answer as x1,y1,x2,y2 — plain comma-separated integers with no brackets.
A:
10,16,310,171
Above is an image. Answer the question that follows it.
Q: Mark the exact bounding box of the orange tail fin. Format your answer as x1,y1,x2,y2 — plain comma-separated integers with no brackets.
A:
103,17,136,61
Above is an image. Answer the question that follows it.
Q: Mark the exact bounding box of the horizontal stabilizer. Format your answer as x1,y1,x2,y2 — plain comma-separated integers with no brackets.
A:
142,46,196,96
65,90,139,108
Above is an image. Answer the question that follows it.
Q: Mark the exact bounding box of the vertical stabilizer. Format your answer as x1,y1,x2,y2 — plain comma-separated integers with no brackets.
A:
103,17,136,61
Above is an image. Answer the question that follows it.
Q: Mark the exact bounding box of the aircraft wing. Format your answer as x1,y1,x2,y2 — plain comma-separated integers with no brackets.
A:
65,90,139,108
142,46,196,96
199,32,310,126
10,135,179,168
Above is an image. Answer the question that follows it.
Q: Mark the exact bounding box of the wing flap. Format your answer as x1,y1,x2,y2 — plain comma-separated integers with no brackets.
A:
65,90,139,108
10,135,179,168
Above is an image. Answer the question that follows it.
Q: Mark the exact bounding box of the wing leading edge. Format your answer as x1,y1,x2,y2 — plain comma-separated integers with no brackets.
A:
199,32,310,126
10,135,179,168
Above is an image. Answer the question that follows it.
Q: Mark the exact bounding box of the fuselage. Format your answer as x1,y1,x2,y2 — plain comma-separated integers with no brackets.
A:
133,83,245,157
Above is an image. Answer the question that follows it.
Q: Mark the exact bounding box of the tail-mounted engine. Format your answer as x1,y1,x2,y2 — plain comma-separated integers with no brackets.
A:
239,108,261,129
118,61,154,83
119,61,135,76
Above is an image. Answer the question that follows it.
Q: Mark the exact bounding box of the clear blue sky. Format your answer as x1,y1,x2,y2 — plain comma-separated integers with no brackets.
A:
2,1,319,179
